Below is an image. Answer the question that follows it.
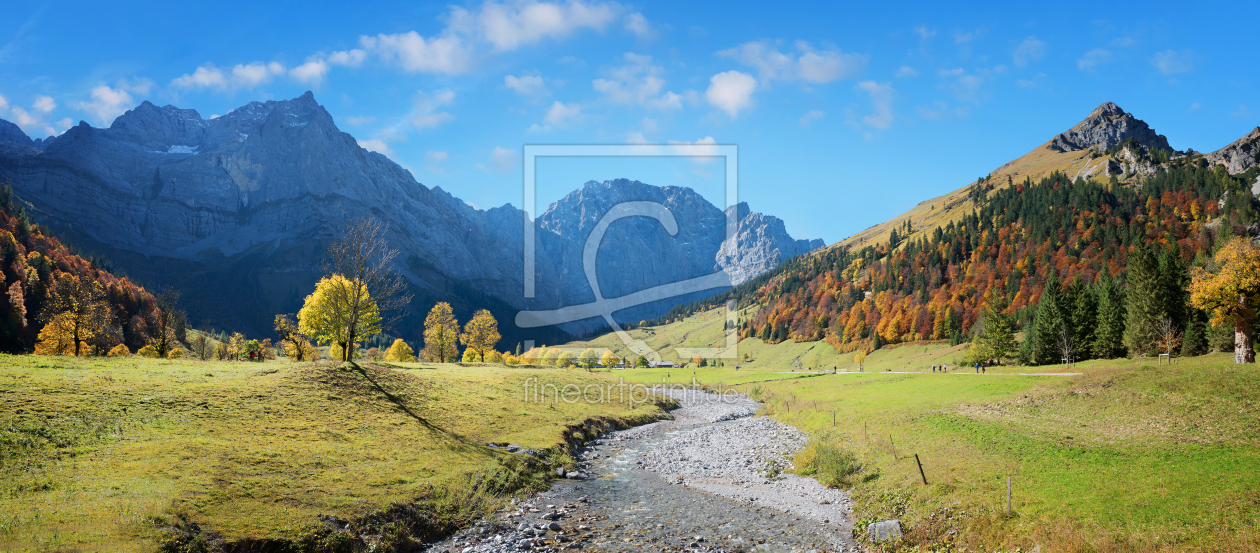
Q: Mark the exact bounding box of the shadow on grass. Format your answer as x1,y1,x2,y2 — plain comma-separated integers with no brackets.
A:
349,362,482,454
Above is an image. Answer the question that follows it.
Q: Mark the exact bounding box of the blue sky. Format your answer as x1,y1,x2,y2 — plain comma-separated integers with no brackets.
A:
1,0,1257,244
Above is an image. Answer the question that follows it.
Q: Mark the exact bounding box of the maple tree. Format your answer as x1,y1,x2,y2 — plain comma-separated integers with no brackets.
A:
1190,237,1260,363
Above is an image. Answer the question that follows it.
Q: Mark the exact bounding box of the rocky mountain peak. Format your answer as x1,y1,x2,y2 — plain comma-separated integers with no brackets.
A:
0,118,32,147
108,101,208,151
1206,126,1260,175
1048,102,1172,153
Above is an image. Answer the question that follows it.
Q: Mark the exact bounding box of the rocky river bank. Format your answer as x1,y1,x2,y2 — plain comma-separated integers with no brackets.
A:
427,389,857,553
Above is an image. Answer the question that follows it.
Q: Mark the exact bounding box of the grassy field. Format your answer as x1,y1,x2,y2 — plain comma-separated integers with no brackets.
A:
608,345,1260,551
0,356,670,552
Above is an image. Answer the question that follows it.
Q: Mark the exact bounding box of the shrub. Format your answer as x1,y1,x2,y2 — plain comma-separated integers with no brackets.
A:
556,351,575,368
794,441,860,488
168,348,184,359
107,344,131,357
138,345,160,358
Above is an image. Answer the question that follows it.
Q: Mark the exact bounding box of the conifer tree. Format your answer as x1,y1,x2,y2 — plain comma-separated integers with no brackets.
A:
1092,277,1127,359
1181,309,1209,356
1070,278,1097,361
1031,276,1068,364
1124,244,1164,356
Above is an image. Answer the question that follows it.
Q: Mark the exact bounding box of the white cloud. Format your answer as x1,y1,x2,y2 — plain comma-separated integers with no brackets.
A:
914,25,936,40
718,41,867,83
1077,48,1111,71
0,94,7,113
592,53,683,110
667,136,719,164
895,66,919,78
1151,50,1193,74
705,70,756,117
1232,104,1252,119
1013,36,1047,67
482,146,518,171
73,85,135,125
626,131,650,144
426,150,448,161
542,101,581,126
916,101,971,121
9,107,39,129
344,116,376,126
450,0,620,52
505,73,550,99
624,13,654,39
854,81,894,129
1187,102,1201,112
1017,79,1037,88
410,89,456,129
54,118,72,133
289,59,329,85
955,30,980,43
171,62,286,91
360,32,471,74
1111,37,1136,48
641,117,658,134
799,109,825,126
357,138,394,157
937,68,986,103
328,49,367,66
33,95,55,112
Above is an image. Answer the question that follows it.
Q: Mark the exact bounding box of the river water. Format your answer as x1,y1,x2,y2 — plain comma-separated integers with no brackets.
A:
430,391,856,553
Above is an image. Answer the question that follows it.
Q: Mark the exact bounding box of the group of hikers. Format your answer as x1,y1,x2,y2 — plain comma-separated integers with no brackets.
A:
930,363,987,373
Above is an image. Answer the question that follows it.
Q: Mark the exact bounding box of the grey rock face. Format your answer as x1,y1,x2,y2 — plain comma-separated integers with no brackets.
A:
0,118,31,146
0,92,822,336
1106,146,1161,180
1048,102,1172,153
1206,127,1260,175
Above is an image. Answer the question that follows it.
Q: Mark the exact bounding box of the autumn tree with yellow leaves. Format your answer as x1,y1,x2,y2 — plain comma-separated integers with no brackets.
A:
459,309,501,362
423,302,460,363
385,338,415,362
299,274,382,362
1190,238,1260,364
34,274,112,356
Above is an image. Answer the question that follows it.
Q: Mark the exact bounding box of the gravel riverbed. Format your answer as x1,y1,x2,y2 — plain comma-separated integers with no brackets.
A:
426,389,856,552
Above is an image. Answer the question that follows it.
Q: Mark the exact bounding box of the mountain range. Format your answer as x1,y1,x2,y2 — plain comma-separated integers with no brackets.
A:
0,92,822,344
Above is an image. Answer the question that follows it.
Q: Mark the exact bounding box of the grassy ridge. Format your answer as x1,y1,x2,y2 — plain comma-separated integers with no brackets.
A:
0,356,669,552
608,345,1260,551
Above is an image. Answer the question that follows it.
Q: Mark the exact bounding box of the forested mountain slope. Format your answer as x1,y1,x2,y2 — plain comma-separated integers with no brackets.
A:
0,185,159,353
654,104,1260,365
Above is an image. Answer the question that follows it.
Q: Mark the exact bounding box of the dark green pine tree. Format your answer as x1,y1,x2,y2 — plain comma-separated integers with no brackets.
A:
1124,244,1164,357
1071,278,1098,361
1181,309,1209,357
1158,246,1191,331
1092,277,1127,359
1031,276,1069,365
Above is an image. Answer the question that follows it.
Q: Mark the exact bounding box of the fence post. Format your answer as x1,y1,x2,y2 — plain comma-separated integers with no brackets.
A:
1006,476,1012,514
915,454,928,485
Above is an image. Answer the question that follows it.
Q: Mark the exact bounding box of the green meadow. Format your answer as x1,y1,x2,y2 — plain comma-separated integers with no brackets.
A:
0,356,669,552
595,315,1260,552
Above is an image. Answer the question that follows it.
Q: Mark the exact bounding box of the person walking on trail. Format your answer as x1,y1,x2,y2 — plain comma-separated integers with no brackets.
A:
975,363,979,373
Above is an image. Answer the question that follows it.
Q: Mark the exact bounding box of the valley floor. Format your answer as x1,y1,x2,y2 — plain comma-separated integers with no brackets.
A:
0,356,670,552
608,347,1260,552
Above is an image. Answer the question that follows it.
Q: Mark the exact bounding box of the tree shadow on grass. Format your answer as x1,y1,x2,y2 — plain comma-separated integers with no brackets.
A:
349,362,485,455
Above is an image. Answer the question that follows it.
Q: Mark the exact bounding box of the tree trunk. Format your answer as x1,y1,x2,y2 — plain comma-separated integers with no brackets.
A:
1237,294,1255,364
